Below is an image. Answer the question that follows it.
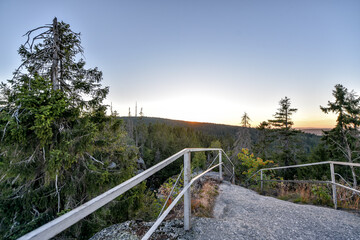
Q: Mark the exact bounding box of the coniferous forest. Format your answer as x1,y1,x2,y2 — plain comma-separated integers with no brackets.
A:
0,18,359,239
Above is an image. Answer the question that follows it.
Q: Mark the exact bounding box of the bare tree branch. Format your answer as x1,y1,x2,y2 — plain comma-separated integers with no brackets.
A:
85,152,104,165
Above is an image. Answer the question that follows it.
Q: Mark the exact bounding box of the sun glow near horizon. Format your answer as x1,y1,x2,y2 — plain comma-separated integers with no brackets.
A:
109,94,338,129
1,1,359,131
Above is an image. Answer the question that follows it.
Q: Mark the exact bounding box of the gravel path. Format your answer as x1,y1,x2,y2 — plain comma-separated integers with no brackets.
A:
183,181,360,240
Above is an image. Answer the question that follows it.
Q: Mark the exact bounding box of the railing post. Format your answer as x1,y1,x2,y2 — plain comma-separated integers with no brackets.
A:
330,162,337,209
219,150,223,180
232,166,235,184
260,169,263,192
184,151,191,230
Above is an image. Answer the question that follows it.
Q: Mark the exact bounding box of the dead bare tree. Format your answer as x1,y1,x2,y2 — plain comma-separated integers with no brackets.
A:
16,17,84,92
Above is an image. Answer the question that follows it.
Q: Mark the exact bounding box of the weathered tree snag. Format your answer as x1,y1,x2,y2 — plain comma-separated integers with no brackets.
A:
51,17,59,90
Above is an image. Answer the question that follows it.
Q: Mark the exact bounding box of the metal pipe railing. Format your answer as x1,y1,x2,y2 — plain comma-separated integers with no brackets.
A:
142,163,222,240
247,161,360,209
19,148,226,240
205,150,235,184
219,150,235,184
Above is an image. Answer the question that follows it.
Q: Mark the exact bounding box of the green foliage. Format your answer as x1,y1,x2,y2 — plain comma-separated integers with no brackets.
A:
0,18,157,240
311,185,332,206
125,121,215,188
253,121,274,160
268,97,300,166
210,140,221,148
321,84,360,128
161,174,184,196
241,112,251,128
157,173,184,211
320,84,360,187
269,96,297,129
295,143,330,180
236,148,273,181
132,187,161,221
192,152,206,170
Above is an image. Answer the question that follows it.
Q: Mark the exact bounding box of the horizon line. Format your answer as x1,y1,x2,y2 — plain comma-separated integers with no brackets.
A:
119,115,335,129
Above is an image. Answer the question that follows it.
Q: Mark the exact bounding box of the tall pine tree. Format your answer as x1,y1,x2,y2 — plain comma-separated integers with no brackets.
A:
0,18,154,239
321,84,360,187
254,121,274,161
241,112,251,128
269,96,299,167
232,112,252,159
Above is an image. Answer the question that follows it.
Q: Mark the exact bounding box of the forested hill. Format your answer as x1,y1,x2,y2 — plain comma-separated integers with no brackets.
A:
120,116,320,152
120,116,247,138
120,116,322,138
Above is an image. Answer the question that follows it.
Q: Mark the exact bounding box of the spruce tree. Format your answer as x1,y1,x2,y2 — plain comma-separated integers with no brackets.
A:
0,18,151,239
268,96,299,167
233,113,252,159
254,121,274,161
241,112,251,128
321,84,360,187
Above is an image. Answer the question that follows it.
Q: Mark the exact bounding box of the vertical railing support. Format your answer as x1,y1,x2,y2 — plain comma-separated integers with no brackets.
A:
184,151,191,230
232,167,235,184
260,169,263,192
330,163,337,209
219,150,223,180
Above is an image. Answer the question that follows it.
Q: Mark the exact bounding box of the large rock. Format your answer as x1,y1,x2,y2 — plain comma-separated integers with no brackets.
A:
89,219,193,240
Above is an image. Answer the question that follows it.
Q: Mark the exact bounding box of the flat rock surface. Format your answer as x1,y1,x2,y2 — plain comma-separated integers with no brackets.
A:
90,181,360,240
183,182,360,240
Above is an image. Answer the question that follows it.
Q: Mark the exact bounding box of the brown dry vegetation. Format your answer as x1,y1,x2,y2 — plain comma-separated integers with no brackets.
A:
158,176,221,220
257,182,360,211
191,178,220,217
336,183,360,210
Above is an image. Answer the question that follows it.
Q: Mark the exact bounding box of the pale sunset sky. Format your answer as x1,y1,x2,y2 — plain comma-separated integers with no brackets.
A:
1,0,359,128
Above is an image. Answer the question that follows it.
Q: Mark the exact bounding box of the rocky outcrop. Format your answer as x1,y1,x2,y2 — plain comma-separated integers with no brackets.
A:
89,219,192,240
91,181,360,240
90,173,221,240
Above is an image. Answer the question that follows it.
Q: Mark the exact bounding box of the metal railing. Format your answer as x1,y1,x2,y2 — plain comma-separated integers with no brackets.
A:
19,148,234,240
247,161,360,209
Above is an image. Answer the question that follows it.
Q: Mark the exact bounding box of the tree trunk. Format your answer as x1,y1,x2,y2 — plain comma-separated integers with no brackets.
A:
346,146,357,188
343,129,357,188
51,17,59,90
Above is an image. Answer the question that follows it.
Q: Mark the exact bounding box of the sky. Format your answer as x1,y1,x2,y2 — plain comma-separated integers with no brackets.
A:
0,0,359,128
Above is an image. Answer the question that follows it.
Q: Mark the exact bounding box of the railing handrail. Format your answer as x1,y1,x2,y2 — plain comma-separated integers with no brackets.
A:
142,162,222,240
19,148,226,240
261,161,360,171
220,150,235,169
247,161,360,183
220,150,235,184
247,160,360,209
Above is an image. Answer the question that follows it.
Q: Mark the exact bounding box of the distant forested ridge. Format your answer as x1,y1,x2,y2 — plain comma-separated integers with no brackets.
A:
121,116,320,146
121,116,321,186
120,116,242,138
121,116,320,152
